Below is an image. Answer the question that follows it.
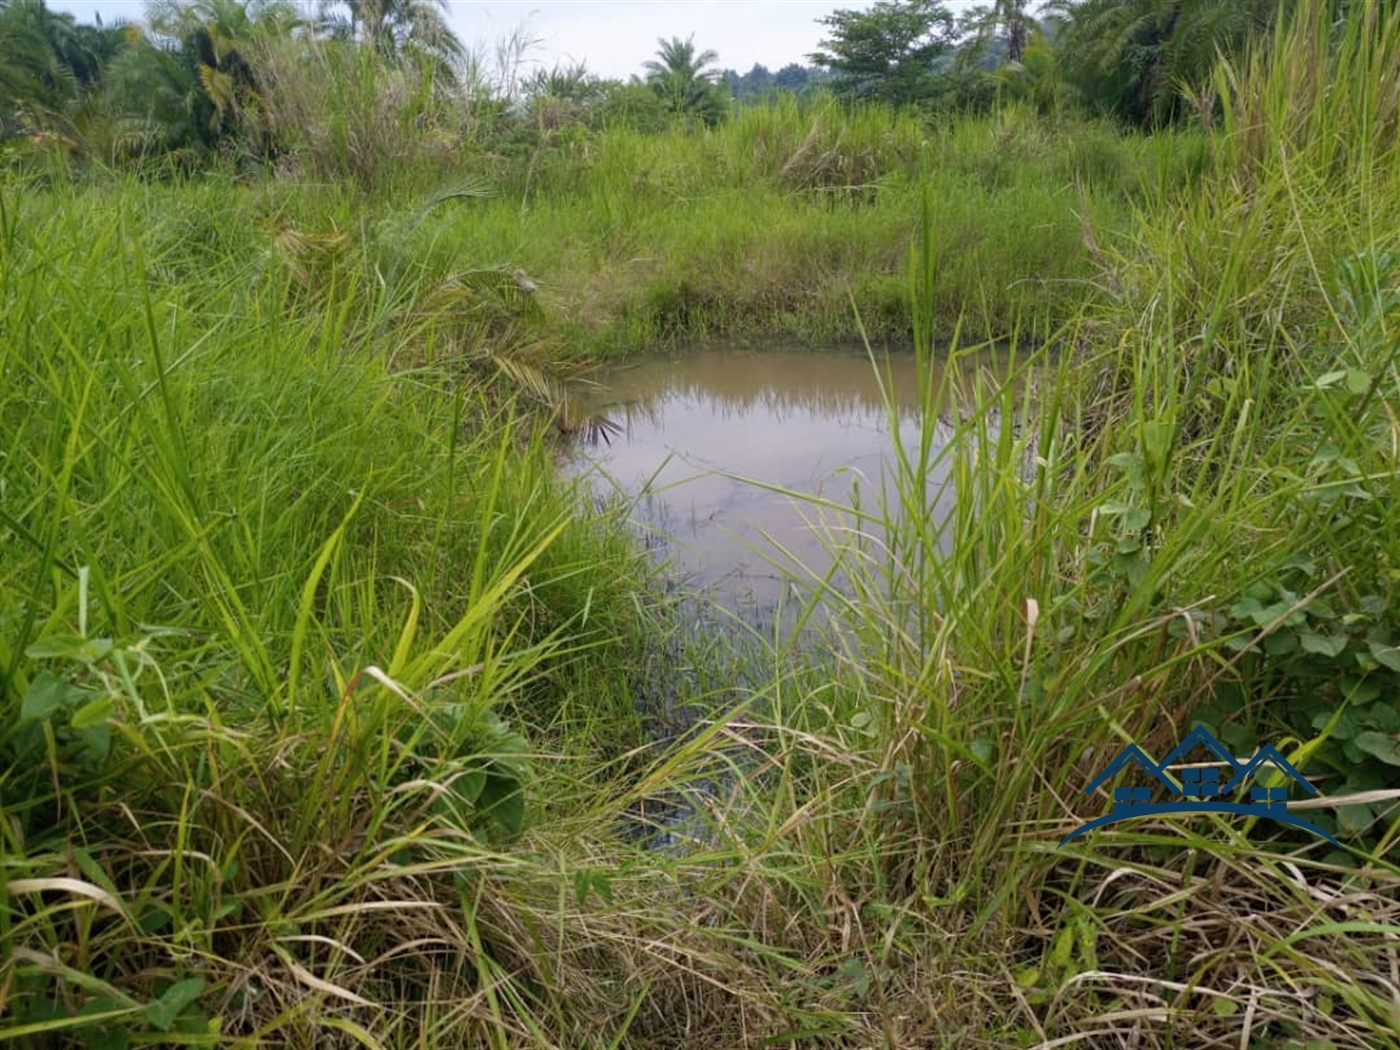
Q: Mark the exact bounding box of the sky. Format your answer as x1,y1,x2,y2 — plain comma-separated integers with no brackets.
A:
46,1,878,81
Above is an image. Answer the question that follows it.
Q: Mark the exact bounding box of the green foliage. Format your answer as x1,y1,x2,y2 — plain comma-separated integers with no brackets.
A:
315,0,464,76
959,0,1038,64
0,0,1333,178
593,79,669,132
1190,572,1400,847
0,0,469,171
990,30,1072,115
102,0,298,162
411,95,1187,352
1064,0,1400,870
3,4,1400,1045
0,0,73,125
1215,0,1400,180
405,702,533,840
1049,0,1278,127
259,34,471,188
0,173,655,1044
642,34,727,126
721,61,832,103
0,0,126,141
811,0,959,104
1180,246,1400,854
9,645,119,784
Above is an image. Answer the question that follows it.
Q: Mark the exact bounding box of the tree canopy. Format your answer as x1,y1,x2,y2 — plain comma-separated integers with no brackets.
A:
0,0,127,134
958,0,1038,66
315,0,463,78
809,0,958,104
1047,0,1279,127
643,35,726,125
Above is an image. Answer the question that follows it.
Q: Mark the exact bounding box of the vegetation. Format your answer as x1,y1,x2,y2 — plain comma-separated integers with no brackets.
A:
641,35,727,126
721,61,831,103
442,96,1200,351
810,0,960,105
0,0,1289,168
958,0,1037,65
1046,0,1280,127
315,0,464,69
2,0,1400,1047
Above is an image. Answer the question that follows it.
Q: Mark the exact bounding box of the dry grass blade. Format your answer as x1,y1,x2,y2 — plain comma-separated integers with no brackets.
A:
5,878,128,917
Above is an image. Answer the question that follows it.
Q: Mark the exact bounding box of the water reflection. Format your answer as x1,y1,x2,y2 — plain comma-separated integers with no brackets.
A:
572,345,992,621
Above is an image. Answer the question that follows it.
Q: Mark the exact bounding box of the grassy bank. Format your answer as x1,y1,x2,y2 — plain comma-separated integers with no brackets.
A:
3,5,1400,1048
458,97,1208,350
12,96,1204,359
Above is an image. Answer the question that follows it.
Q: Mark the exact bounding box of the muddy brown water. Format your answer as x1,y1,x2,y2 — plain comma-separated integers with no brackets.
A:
571,345,1001,626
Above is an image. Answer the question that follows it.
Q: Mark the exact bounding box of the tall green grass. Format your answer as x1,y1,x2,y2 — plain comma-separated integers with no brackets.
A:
318,95,1208,354
574,7,1400,1044
740,5,1400,1044
0,172,658,1045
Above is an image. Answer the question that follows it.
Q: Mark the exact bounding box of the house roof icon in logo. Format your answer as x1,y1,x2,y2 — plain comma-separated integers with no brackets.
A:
1220,742,1318,797
1059,725,1338,848
1082,741,1178,797
1157,725,1245,786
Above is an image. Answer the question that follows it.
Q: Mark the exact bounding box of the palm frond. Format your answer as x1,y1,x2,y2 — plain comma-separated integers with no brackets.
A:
396,178,497,237
273,224,351,288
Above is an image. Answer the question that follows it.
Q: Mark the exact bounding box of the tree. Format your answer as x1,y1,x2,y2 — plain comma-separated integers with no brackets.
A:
958,0,1037,66
724,63,785,102
595,79,668,132
773,62,810,90
107,0,299,159
1048,0,1278,127
0,1,127,137
315,0,463,78
522,62,606,130
156,0,298,140
989,31,1071,115
642,35,726,124
51,16,127,90
0,0,73,129
523,62,598,105
742,62,773,95
810,0,957,105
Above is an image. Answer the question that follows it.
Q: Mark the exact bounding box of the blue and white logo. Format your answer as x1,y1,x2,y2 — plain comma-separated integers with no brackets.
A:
1061,725,1339,847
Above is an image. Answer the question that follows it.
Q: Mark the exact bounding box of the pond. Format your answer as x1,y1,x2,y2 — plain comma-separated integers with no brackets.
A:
571,344,1003,629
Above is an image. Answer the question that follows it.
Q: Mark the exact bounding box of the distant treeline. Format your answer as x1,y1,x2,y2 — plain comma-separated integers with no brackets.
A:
0,0,1367,179
720,63,834,102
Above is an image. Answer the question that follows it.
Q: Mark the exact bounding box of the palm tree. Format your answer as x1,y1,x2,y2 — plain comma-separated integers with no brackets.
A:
959,0,1037,65
0,0,76,132
50,15,127,91
105,41,208,158
643,35,726,124
1048,0,1277,127
107,0,299,159
316,0,463,79
155,0,299,141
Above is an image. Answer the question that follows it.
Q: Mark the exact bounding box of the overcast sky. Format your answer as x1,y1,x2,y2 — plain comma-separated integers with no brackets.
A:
46,1,976,82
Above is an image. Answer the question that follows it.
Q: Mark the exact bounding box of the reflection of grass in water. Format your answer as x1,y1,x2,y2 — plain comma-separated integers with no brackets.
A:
588,347,1012,425
572,470,776,722
597,416,967,621
593,495,787,850
576,462,817,860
